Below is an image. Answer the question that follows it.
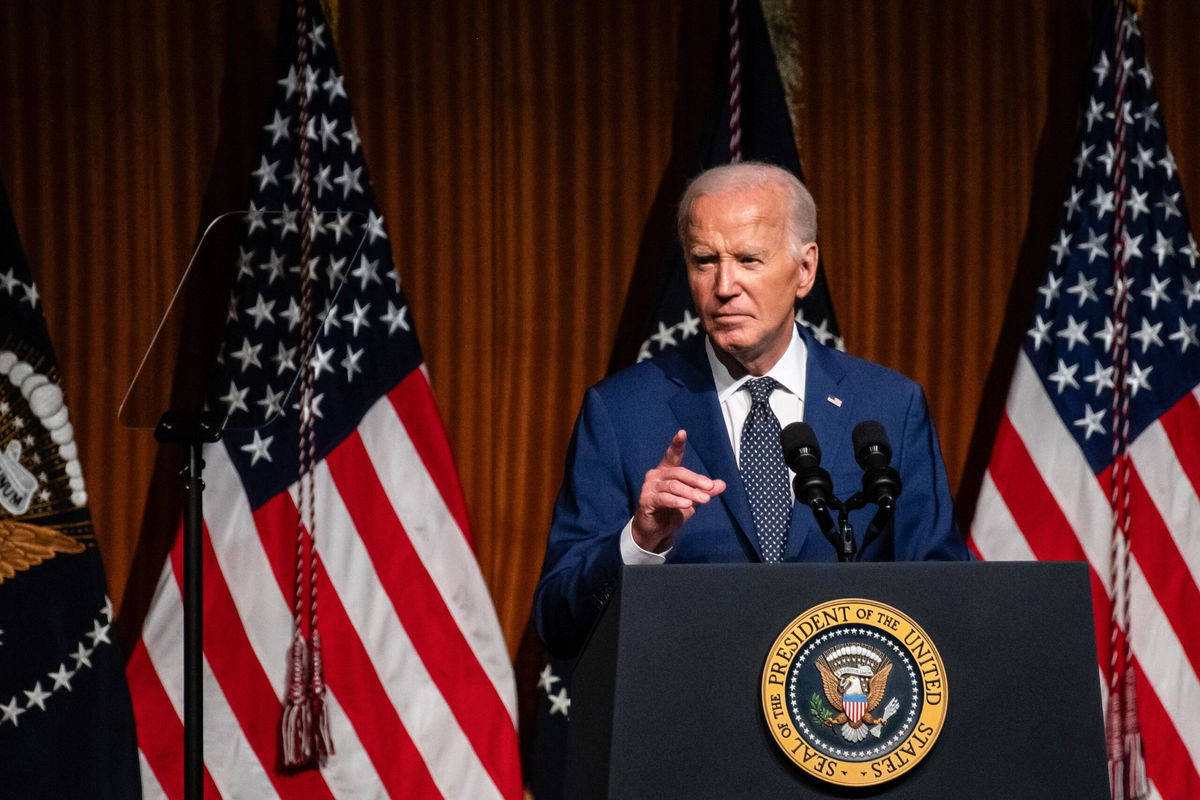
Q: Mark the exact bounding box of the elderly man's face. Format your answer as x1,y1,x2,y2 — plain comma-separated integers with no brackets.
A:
684,184,817,375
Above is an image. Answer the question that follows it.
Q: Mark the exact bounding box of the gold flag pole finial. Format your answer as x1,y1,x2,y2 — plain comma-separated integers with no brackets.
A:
319,0,339,43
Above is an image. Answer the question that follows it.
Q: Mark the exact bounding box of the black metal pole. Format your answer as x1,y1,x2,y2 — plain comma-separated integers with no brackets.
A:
183,441,204,800
154,411,223,800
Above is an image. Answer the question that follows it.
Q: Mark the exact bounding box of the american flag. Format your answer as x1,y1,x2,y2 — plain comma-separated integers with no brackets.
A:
125,1,521,797
969,3,1200,798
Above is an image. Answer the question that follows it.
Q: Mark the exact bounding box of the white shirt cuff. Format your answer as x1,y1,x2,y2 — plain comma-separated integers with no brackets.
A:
620,518,669,564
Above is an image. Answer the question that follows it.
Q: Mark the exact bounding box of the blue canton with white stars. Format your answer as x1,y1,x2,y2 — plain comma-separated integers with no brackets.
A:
739,377,792,562
211,2,421,510
1024,6,1200,476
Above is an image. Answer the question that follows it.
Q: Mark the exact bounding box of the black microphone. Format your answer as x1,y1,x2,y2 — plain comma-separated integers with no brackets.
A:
781,422,833,508
782,422,854,561
851,421,902,507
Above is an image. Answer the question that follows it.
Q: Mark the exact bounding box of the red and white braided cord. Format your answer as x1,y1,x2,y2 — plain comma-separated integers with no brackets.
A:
1104,3,1146,798
727,0,743,163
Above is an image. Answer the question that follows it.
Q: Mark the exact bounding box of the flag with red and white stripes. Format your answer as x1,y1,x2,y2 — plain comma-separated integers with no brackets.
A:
969,3,1199,798
125,1,521,796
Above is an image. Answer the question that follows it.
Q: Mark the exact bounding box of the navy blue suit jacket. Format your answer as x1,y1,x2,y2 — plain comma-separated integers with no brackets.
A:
535,325,968,655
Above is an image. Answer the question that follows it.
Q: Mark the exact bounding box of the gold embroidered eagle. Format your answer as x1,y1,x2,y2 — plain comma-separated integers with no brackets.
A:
0,519,85,583
816,652,893,730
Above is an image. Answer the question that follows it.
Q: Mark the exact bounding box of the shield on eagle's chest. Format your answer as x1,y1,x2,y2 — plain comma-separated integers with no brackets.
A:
843,693,868,724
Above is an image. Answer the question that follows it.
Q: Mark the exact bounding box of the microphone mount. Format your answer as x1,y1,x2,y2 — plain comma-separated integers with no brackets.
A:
781,420,904,562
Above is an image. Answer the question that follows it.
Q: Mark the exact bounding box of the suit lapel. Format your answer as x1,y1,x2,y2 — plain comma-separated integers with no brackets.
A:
786,325,849,560
662,340,761,559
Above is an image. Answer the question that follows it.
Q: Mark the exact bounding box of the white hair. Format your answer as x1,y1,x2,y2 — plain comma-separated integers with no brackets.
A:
676,161,818,259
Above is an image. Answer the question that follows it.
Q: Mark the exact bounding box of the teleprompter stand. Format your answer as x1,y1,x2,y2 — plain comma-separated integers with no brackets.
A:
120,212,366,800
566,562,1109,799
153,411,223,799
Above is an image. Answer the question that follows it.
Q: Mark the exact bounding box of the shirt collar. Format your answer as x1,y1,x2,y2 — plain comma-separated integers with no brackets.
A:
705,324,808,403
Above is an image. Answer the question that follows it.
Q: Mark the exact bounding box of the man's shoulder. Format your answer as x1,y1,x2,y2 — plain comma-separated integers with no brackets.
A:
810,337,923,395
590,339,705,399
588,333,925,398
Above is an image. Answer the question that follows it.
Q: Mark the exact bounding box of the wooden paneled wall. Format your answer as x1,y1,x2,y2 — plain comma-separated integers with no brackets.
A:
0,1,1196,656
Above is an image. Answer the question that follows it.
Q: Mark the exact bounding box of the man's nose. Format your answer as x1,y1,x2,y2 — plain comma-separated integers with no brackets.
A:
713,261,739,297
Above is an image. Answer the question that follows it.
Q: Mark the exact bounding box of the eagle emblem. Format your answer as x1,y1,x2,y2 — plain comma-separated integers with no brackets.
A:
0,519,85,583
762,600,947,786
815,644,896,742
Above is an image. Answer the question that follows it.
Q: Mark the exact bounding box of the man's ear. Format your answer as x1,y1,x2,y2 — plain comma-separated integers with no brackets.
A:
795,241,819,299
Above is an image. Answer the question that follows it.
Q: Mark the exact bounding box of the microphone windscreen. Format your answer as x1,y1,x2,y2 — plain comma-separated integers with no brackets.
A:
852,420,891,463
781,421,821,466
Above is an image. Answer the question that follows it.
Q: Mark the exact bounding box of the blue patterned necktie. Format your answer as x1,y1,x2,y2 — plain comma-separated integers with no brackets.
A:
739,377,792,562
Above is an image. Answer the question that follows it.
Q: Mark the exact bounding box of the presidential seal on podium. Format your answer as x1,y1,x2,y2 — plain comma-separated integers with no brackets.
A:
761,598,947,787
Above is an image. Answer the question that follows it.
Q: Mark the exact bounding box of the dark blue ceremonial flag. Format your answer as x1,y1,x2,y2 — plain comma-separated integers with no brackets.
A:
527,2,842,797
632,0,841,364
0,177,141,796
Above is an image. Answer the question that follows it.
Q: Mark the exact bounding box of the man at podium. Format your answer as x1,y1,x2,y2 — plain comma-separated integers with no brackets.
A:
536,163,969,655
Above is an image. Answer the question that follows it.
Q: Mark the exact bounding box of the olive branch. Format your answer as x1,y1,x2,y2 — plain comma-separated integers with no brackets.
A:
809,692,833,725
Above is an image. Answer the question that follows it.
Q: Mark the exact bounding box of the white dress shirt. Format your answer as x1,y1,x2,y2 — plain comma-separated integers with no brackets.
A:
621,327,808,564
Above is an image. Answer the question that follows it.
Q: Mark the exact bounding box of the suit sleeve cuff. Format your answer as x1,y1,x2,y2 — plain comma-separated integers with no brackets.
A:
620,519,669,564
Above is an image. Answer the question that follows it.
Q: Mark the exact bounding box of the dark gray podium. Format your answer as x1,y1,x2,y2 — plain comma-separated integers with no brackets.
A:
565,562,1108,799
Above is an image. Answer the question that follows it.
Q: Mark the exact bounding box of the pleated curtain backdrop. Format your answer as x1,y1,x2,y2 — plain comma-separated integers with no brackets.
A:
0,0,1196,653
